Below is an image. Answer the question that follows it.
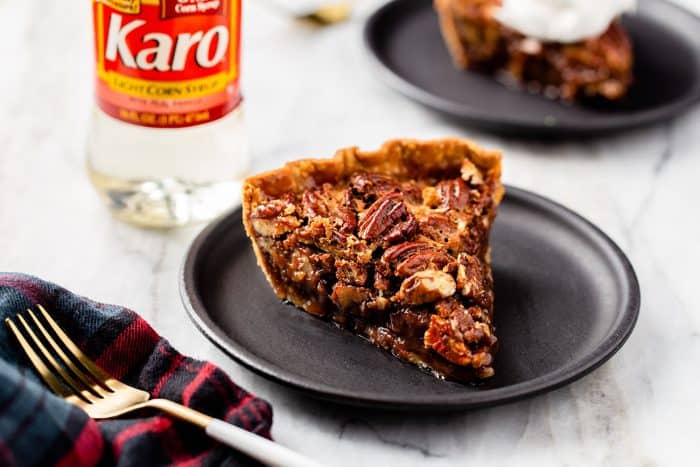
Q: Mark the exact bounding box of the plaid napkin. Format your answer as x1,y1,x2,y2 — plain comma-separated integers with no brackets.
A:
0,273,273,467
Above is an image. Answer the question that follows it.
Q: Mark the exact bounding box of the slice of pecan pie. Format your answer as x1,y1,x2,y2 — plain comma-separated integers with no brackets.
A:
434,0,633,101
242,139,503,382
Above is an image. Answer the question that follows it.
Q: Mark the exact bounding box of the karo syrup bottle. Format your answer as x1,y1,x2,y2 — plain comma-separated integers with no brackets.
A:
88,0,248,227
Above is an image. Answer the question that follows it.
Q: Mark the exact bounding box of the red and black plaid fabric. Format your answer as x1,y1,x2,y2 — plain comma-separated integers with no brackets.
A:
0,273,273,467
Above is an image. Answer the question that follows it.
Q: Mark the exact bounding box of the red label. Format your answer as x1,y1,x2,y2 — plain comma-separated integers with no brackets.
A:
92,0,241,128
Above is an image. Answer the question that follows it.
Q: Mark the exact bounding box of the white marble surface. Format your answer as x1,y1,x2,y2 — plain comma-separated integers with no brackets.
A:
2,1,700,466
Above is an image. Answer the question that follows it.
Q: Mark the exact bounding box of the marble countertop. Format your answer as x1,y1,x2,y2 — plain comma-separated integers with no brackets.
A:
2,1,699,465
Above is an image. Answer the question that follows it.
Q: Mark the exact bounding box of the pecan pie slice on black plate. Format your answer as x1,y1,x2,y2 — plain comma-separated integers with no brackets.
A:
242,139,503,382
434,0,634,101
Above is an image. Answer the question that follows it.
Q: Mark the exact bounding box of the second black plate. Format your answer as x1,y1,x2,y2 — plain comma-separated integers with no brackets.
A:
364,0,700,136
181,187,640,410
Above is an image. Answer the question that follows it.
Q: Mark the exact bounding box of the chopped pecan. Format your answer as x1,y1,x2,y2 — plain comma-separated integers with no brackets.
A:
452,309,485,344
473,357,495,378
372,267,392,293
424,300,495,370
251,216,301,238
321,231,373,264
288,253,334,299
456,254,485,299
396,251,453,277
331,284,370,311
421,186,442,209
330,230,352,248
335,206,357,233
358,192,408,241
366,296,390,312
361,297,391,322
303,187,356,234
383,214,418,244
425,315,473,366
399,182,423,203
419,213,459,248
335,258,368,286
434,299,489,340
460,159,484,185
311,252,335,274
394,270,456,305
343,187,366,212
351,173,399,199
252,197,297,219
296,219,332,248
365,326,395,350
458,224,488,256
289,248,317,285
434,297,460,318
389,308,431,338
437,178,470,209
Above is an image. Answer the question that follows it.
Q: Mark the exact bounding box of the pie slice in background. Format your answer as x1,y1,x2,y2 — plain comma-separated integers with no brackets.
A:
242,139,503,382
434,0,633,101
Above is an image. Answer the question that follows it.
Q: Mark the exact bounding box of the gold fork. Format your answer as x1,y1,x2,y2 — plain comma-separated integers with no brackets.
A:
5,305,323,467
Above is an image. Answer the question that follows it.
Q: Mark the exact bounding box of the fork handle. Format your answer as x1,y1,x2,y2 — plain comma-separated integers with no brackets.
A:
148,399,323,467
206,419,324,467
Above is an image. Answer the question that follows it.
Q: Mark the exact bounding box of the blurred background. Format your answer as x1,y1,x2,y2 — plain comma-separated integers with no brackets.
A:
1,1,699,466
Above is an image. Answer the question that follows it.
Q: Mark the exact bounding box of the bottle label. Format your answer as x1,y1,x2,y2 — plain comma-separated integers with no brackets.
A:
92,0,241,128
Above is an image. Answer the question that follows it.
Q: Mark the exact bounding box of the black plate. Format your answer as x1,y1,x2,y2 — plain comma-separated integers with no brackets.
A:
364,0,700,136
180,187,640,410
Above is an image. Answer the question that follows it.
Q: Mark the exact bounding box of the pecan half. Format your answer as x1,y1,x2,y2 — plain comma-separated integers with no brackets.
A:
301,190,329,218
437,178,470,209
394,270,456,305
396,251,453,277
351,173,399,199
381,241,435,264
358,192,408,241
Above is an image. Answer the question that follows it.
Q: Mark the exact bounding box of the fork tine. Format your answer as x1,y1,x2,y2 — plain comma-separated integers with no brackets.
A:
36,305,117,388
15,314,99,403
5,317,72,398
27,309,111,397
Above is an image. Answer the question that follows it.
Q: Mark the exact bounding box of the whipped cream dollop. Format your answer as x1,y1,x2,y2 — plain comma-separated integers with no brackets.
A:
493,0,637,43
